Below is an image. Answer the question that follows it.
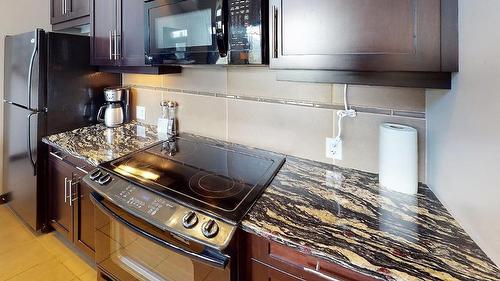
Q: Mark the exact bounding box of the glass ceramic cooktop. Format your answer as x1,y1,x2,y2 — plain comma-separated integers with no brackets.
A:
100,136,285,223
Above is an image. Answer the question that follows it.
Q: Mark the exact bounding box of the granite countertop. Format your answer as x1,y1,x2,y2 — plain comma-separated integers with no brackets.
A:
42,121,161,166
242,157,500,281
43,123,500,281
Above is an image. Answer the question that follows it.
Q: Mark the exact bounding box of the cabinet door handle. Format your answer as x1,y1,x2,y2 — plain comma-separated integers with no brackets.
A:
272,5,279,59
71,180,79,204
69,179,73,207
303,263,341,281
109,30,114,60
64,177,68,203
62,0,65,15
114,30,120,60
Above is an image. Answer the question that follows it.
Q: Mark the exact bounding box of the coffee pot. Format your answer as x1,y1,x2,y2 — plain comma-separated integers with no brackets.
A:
97,86,131,128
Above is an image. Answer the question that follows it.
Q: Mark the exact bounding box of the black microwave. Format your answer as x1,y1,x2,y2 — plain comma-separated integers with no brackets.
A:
144,0,267,65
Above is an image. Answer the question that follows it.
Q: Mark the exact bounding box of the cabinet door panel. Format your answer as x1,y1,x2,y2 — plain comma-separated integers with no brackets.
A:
48,156,74,241
120,0,147,66
270,0,441,71
51,0,67,24
69,0,91,19
74,175,95,259
92,0,117,65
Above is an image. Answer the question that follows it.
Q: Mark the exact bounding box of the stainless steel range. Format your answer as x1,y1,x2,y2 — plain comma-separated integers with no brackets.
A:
84,135,285,281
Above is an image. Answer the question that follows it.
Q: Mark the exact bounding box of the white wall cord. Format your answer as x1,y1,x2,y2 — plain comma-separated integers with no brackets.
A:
332,85,357,153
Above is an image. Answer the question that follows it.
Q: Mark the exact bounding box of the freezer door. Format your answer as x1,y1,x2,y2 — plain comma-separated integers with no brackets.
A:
3,30,45,110
2,103,44,231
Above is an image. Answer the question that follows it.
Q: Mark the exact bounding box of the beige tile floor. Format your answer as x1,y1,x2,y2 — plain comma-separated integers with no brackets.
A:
0,205,97,281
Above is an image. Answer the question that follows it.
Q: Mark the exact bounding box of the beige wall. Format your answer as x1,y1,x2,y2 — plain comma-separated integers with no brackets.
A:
0,1,51,193
427,0,500,265
124,67,427,182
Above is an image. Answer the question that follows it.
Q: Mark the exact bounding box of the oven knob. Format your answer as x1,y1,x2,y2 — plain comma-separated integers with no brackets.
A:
89,169,102,181
98,174,112,185
182,211,198,229
201,220,219,238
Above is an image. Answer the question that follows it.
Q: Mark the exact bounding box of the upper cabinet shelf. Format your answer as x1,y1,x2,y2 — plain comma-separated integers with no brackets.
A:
270,0,458,88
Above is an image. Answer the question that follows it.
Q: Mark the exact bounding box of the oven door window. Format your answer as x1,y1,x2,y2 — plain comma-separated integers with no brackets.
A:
95,206,230,281
147,0,224,64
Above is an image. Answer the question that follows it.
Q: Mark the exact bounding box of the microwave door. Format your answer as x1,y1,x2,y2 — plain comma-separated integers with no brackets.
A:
145,0,227,65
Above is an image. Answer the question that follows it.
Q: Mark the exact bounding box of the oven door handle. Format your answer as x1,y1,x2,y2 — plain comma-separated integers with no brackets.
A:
90,192,230,269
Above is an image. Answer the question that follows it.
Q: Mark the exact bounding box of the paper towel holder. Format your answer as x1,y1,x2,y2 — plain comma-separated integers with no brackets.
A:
379,123,418,195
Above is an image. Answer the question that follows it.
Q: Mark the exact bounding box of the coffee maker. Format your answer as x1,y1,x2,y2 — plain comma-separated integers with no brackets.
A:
97,86,131,128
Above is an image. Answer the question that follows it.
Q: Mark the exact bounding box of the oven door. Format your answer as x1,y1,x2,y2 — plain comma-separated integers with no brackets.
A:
145,0,228,65
91,192,232,281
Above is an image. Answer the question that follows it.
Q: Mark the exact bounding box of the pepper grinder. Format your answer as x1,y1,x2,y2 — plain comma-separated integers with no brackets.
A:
158,101,178,137
166,101,178,136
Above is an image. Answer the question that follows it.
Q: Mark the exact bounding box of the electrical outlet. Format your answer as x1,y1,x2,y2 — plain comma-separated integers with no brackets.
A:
136,106,146,120
333,139,343,160
326,138,343,160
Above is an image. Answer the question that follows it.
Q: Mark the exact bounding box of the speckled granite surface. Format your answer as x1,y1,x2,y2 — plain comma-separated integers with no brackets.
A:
42,121,161,166
242,157,500,281
43,124,500,281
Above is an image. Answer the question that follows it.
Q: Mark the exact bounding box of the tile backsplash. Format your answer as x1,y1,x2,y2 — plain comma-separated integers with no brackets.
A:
123,67,427,182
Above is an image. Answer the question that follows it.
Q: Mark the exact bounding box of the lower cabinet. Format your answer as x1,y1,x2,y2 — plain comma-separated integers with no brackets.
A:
250,259,303,281
244,233,378,281
48,148,95,259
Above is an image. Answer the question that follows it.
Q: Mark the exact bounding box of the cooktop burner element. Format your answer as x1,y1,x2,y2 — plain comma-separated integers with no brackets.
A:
98,135,286,224
189,171,244,199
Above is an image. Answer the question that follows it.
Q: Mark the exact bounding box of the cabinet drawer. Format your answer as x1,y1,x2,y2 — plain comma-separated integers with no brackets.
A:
247,233,377,281
250,259,303,281
49,147,93,174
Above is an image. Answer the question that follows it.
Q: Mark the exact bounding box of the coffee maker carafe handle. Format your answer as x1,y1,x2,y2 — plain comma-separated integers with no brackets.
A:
97,105,106,122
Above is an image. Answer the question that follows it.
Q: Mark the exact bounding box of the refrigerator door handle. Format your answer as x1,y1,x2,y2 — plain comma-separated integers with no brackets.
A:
27,111,38,176
27,32,39,111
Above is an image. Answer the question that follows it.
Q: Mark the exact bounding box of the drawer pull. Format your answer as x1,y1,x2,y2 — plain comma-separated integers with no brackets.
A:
76,166,88,174
50,151,67,161
304,262,341,281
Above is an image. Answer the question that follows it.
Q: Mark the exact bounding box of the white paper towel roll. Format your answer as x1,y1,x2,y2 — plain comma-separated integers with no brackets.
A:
379,123,418,194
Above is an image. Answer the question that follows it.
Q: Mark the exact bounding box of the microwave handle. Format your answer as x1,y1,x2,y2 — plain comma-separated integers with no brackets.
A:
90,192,230,269
215,0,227,57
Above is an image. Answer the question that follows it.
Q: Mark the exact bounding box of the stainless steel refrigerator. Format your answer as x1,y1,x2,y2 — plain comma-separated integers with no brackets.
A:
2,29,121,231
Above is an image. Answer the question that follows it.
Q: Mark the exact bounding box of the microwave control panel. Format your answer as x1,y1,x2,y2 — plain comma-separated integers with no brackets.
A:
228,0,266,65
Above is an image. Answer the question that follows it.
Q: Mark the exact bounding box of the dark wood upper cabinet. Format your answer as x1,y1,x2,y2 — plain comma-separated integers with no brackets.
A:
91,0,146,67
91,0,182,74
51,0,90,25
120,0,147,66
69,0,91,19
91,0,117,66
270,0,458,88
270,0,454,72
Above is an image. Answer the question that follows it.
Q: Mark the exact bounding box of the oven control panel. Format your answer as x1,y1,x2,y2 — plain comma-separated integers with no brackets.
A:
84,169,236,250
